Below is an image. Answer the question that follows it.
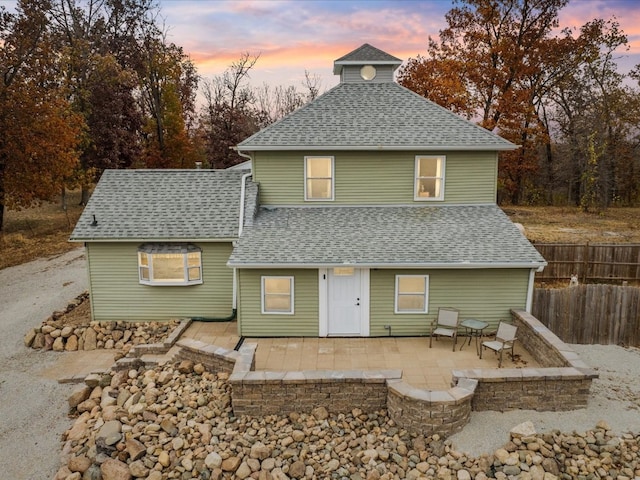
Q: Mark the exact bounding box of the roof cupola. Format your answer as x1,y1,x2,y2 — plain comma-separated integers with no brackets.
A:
333,43,402,84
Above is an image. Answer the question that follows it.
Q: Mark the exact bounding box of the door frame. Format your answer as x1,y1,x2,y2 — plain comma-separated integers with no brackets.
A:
318,267,370,337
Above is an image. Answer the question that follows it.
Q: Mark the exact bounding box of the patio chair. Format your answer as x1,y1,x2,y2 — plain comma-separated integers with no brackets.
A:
429,307,460,351
480,321,518,367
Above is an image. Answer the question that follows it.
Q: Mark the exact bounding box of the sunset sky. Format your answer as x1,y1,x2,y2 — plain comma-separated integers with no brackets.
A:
156,0,640,91
2,0,640,90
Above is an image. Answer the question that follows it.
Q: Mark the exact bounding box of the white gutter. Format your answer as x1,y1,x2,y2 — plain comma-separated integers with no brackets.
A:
233,150,253,310
69,237,238,243
227,261,547,269
526,268,537,313
236,144,518,152
238,171,252,237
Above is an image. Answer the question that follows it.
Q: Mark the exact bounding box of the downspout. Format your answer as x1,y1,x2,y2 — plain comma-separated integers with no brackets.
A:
191,155,252,323
525,267,540,313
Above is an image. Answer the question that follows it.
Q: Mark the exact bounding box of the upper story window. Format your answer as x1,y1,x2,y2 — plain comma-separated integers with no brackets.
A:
415,155,445,201
305,156,334,201
138,243,202,286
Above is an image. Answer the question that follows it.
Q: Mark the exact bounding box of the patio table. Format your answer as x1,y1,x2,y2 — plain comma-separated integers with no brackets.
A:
459,319,489,355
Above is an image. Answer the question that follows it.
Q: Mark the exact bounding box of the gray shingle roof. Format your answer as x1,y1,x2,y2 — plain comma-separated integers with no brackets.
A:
238,83,517,151
70,169,255,241
334,43,402,63
333,43,402,74
228,205,546,267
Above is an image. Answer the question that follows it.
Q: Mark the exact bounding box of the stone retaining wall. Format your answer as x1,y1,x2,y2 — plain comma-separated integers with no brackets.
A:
451,309,598,412
165,310,597,437
386,378,477,437
229,343,399,417
174,338,241,374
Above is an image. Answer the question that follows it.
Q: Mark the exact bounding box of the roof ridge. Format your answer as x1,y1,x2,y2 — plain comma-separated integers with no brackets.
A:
334,43,402,63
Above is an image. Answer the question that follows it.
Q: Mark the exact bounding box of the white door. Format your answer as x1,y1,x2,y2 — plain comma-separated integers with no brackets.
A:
327,268,362,336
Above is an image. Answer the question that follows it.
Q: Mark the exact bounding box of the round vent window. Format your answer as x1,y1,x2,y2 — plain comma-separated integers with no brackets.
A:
360,65,377,81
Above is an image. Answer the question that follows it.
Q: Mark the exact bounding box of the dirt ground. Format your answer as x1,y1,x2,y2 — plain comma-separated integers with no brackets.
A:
504,206,640,243
0,191,85,270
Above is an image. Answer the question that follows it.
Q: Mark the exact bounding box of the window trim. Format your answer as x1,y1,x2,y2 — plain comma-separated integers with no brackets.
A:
414,155,445,201
394,274,429,314
304,155,335,201
261,276,295,315
137,243,203,286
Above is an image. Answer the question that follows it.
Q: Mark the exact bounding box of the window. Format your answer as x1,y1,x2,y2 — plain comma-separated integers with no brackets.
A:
305,156,334,201
395,275,429,313
262,276,294,314
415,156,445,200
138,244,202,286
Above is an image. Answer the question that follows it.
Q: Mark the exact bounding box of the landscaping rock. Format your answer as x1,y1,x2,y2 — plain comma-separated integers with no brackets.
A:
28,292,181,353
23,328,36,347
100,458,131,480
68,385,91,409
59,361,640,480
83,327,97,350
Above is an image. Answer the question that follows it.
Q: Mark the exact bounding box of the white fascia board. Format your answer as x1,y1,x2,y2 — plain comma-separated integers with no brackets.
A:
334,60,402,66
333,60,403,74
238,144,519,152
227,261,547,269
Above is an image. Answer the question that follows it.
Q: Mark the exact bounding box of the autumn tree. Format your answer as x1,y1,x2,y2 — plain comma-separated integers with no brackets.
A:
0,0,82,231
398,0,571,204
197,56,320,169
550,19,640,208
49,0,156,203
137,31,200,168
198,53,261,169
84,54,143,171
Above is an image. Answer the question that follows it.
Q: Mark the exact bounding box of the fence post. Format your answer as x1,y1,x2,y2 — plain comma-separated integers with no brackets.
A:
581,242,589,284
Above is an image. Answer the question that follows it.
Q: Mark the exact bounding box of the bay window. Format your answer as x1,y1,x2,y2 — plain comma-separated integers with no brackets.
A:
138,244,202,286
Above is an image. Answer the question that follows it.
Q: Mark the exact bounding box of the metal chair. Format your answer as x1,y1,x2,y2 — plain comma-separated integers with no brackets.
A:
480,321,518,367
429,307,460,351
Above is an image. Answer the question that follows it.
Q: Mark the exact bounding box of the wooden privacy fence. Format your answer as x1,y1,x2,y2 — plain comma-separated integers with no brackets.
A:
533,243,640,284
532,284,640,346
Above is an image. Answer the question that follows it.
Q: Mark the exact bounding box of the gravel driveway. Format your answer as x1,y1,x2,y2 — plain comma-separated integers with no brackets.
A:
1,248,640,478
0,248,88,480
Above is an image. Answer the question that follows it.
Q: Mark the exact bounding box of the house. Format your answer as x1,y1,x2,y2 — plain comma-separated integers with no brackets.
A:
70,44,546,337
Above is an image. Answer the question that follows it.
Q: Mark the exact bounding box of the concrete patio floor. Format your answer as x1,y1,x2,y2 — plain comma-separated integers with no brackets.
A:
184,321,540,391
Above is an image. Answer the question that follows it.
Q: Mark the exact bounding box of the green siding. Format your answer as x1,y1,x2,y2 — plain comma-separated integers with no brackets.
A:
87,242,234,322
369,269,530,336
238,269,319,336
253,150,497,205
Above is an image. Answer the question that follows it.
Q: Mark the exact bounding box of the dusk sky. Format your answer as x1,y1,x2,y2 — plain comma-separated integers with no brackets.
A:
2,0,640,90
156,0,640,91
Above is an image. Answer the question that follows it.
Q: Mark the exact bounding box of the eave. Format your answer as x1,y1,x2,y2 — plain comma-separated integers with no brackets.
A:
227,261,547,269
69,237,238,243
238,144,520,152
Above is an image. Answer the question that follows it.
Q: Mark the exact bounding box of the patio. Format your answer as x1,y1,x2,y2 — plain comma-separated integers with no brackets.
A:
144,309,597,437
183,320,540,391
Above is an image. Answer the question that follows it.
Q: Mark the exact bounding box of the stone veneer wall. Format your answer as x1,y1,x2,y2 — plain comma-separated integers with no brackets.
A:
165,310,597,437
230,343,399,416
174,338,241,374
386,378,477,437
451,309,598,412
227,344,479,438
